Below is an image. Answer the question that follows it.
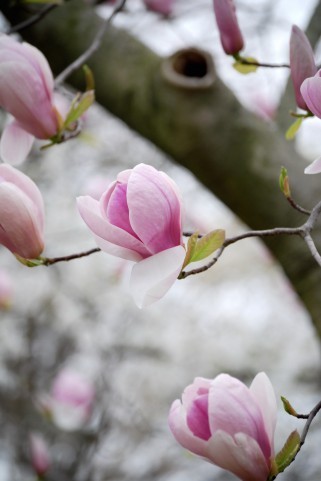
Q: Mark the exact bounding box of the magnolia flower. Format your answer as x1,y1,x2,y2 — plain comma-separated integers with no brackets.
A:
29,433,51,477
0,269,13,309
213,0,244,55
143,0,174,16
169,372,277,481
77,163,185,308
0,164,45,259
290,25,317,111
0,34,63,164
39,369,95,431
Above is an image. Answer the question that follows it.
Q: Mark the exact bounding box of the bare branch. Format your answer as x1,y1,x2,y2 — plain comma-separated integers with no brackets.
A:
54,0,127,86
180,199,321,279
7,4,57,34
42,247,101,266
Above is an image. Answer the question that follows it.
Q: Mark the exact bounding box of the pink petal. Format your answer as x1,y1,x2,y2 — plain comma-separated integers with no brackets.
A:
77,195,150,260
182,377,211,410
168,399,208,457
213,0,244,55
304,156,321,174
105,182,137,237
208,374,271,461
0,62,57,138
250,372,277,451
21,41,54,99
290,26,317,110
0,121,34,165
300,74,321,118
0,164,44,230
129,245,185,308
207,431,270,481
127,164,182,254
186,393,211,440
0,182,44,258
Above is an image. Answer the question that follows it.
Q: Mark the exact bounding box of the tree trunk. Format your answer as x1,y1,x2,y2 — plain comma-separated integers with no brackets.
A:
3,2,321,338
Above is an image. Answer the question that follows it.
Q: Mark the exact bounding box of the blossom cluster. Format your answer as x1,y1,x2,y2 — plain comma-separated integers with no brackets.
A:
0,4,318,481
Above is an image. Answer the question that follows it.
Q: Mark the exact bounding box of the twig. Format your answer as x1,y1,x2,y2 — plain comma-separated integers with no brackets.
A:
236,58,290,69
54,0,127,86
179,227,300,279
286,196,311,216
180,199,321,279
299,400,321,445
282,399,321,473
42,247,101,266
7,4,57,34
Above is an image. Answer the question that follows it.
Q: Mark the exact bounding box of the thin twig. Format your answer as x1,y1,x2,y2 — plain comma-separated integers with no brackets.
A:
286,196,311,216
42,247,101,266
7,4,57,34
282,399,321,473
299,400,321,445
55,0,127,86
179,227,301,279
236,58,290,69
180,199,321,279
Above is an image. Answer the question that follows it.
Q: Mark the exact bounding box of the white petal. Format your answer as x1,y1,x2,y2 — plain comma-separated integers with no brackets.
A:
130,245,185,308
304,156,321,174
0,121,34,165
250,372,277,450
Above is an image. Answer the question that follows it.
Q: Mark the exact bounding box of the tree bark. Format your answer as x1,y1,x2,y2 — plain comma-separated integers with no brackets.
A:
3,2,321,338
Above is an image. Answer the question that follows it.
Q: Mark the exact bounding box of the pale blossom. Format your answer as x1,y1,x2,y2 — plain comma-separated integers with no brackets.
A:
0,164,45,259
39,369,95,431
169,372,277,481
77,163,185,308
0,34,63,164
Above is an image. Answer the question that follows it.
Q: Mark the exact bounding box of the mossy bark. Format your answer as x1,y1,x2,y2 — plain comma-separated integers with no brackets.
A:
3,2,321,339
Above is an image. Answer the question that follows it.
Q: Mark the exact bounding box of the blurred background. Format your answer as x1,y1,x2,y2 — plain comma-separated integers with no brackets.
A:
1,1,321,480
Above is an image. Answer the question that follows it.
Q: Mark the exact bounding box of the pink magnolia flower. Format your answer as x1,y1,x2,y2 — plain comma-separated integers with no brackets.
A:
0,164,45,259
0,34,63,164
77,163,185,308
290,25,317,111
213,0,244,55
39,369,95,431
143,0,174,16
29,433,51,477
0,269,13,309
169,372,277,481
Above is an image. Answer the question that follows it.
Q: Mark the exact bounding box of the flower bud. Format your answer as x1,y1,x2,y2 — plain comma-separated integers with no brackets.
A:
290,25,317,110
29,433,50,477
77,163,186,308
0,35,64,164
0,165,45,259
169,372,277,481
39,369,95,431
213,0,244,55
